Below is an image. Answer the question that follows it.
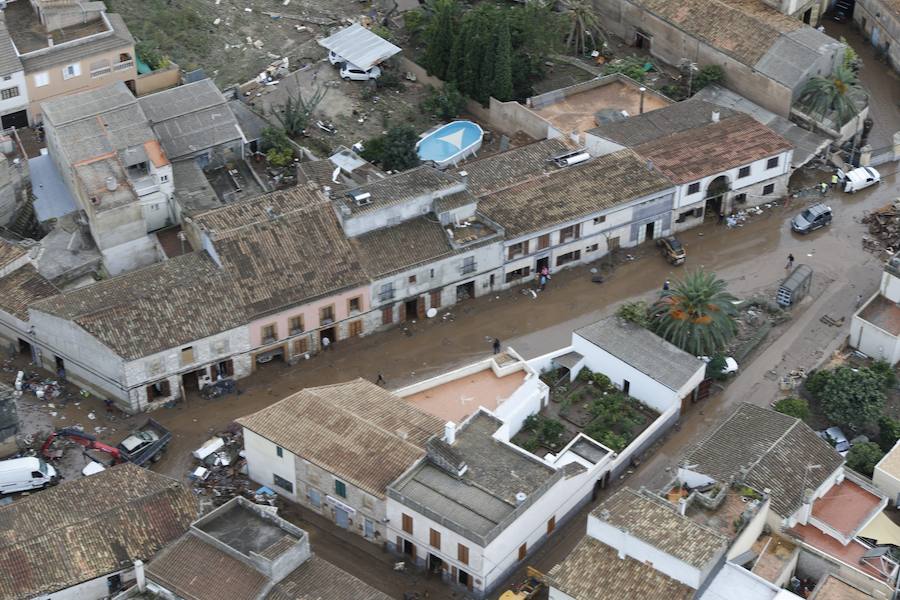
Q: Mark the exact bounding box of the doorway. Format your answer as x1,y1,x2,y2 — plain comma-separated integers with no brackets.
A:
456,281,475,302
622,379,630,395
536,256,550,274
216,360,233,378
403,539,416,560
802,7,812,23
635,30,651,50
319,327,336,347
458,569,471,589
182,369,204,392
644,221,655,241
364,518,375,539
428,553,444,574
1,110,28,130
404,298,419,321
54,356,65,373
334,506,350,529
17,338,31,356
704,175,729,221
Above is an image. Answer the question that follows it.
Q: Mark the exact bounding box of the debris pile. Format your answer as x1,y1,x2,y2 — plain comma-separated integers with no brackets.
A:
861,200,900,253
189,424,265,507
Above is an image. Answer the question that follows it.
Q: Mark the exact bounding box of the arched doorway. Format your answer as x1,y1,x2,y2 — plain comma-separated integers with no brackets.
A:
704,176,730,221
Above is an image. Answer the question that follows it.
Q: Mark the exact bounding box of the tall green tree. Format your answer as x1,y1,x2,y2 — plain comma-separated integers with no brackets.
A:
493,17,514,101
361,125,421,172
422,0,459,80
797,65,867,127
846,442,885,477
649,270,738,356
819,366,886,432
561,0,603,55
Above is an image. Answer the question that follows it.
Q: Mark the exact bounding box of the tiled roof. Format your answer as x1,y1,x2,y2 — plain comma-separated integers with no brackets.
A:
812,574,875,600
0,464,197,600
682,403,844,516
21,13,134,73
635,0,803,66
237,379,444,498
350,215,453,279
147,534,269,600
597,488,728,568
194,188,367,318
455,138,571,197
0,15,22,78
633,113,793,184
478,149,673,238
32,251,245,360
0,239,25,271
575,317,704,392
587,99,738,147
268,555,392,600
0,264,58,321
335,166,460,215
547,535,695,600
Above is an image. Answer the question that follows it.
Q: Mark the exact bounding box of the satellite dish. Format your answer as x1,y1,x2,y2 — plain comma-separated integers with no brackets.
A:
426,308,438,318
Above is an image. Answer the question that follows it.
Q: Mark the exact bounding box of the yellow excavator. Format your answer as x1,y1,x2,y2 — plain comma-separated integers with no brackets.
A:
499,567,545,600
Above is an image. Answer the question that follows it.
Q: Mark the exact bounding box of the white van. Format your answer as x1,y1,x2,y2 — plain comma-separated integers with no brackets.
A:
839,167,881,193
0,456,58,494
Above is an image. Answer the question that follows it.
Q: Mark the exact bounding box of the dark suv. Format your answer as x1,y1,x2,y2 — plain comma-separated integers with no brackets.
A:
791,203,832,234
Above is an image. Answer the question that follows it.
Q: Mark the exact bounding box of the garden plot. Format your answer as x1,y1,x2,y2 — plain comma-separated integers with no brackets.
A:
513,367,658,455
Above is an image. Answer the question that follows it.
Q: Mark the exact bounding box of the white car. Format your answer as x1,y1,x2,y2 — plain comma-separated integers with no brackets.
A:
838,166,880,193
340,63,381,81
698,355,739,375
328,50,344,66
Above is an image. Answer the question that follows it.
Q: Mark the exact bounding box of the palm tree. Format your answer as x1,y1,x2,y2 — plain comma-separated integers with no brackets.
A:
797,65,867,127
561,0,603,56
649,270,738,356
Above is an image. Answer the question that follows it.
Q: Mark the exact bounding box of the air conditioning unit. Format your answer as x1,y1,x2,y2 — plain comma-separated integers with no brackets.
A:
348,191,372,206
552,151,590,168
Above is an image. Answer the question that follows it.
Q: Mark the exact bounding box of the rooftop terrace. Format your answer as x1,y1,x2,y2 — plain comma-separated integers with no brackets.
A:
5,0,109,54
811,478,885,541
749,533,797,584
196,499,301,558
789,523,898,584
859,295,900,336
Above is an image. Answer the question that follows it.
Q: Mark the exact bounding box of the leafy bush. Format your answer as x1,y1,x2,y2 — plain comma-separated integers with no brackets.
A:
596,431,627,451
360,125,421,172
523,414,540,432
577,367,594,382
706,355,729,381
660,84,687,101
592,373,611,391
422,84,467,120
538,418,565,447
878,416,900,452
692,65,724,93
804,369,831,397
261,127,290,152
870,360,898,389
370,24,396,44
266,146,294,168
846,442,885,477
376,70,404,91
616,301,650,328
403,9,427,40
603,57,647,82
136,41,168,71
819,367,886,431
774,397,810,420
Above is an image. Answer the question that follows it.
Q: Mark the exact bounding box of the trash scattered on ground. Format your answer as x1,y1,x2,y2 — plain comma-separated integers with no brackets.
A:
862,200,900,253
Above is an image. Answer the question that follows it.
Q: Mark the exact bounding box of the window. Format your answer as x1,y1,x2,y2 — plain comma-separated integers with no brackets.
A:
593,215,606,224
734,193,747,204
348,296,362,313
408,274,417,284
334,479,347,498
62,62,81,80
273,474,293,493
309,488,322,508
430,268,435,278
261,323,277,343
556,250,581,266
547,516,556,534
507,241,528,260
0,87,18,100
559,223,580,242
505,266,531,283
537,234,551,250
276,446,283,458
460,256,476,275
34,72,49,87
430,290,441,309
146,380,171,400
180,346,194,365
289,315,304,334
160,174,169,182
402,513,414,534
319,304,335,326
518,543,527,561
292,338,308,355
767,156,780,169
738,165,751,178
458,543,469,565
429,528,441,549
379,282,395,302
676,210,694,223
586,243,599,252
348,320,363,337
763,183,775,195
687,182,701,195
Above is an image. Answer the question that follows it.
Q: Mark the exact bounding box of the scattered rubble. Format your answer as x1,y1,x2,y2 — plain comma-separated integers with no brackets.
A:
861,200,900,253
188,424,267,508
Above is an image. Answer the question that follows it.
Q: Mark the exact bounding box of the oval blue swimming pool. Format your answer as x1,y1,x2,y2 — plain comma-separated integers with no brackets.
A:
416,120,484,169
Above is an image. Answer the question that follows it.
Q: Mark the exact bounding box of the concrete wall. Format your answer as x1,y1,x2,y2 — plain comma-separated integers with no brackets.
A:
728,497,772,560
854,0,900,73
338,182,466,237
796,545,895,599
874,442,900,505
32,567,136,600
880,269,900,303
850,313,900,365
135,64,181,97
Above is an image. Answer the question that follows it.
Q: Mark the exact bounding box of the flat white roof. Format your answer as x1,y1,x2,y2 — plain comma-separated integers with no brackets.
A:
875,439,900,481
317,23,401,71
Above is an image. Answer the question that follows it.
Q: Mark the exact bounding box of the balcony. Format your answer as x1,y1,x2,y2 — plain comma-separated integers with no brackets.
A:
460,263,477,275
290,328,304,336
378,291,395,303
113,60,134,72
90,66,112,78
262,335,278,345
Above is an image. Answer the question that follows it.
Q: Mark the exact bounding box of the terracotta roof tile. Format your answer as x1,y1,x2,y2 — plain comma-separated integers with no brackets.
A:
237,379,444,498
0,264,58,321
0,240,25,271
633,113,793,184
0,464,197,600
455,138,572,197
350,215,453,279
268,555,392,600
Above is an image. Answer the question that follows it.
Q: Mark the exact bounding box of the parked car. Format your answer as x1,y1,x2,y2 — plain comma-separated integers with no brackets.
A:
839,167,881,193
328,50,344,66
791,203,832,234
698,355,739,376
340,63,381,81
0,456,58,494
658,236,686,265
818,426,851,456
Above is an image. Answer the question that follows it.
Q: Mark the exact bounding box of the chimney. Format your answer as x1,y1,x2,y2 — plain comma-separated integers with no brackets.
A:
515,491,527,506
711,110,720,123
47,36,54,47
105,176,118,191
646,159,654,171
678,497,688,516
444,421,456,445
133,560,146,592
458,170,468,186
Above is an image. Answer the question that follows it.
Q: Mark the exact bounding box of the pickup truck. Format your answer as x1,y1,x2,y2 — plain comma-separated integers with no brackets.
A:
116,419,172,466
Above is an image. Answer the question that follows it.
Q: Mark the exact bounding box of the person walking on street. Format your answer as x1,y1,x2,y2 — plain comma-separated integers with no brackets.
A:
538,265,550,291
492,338,501,355
831,173,839,189
785,253,794,270
819,182,828,196
376,373,386,386
663,279,670,291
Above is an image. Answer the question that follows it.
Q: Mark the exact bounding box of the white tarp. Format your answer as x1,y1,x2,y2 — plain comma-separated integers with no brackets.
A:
318,23,401,71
